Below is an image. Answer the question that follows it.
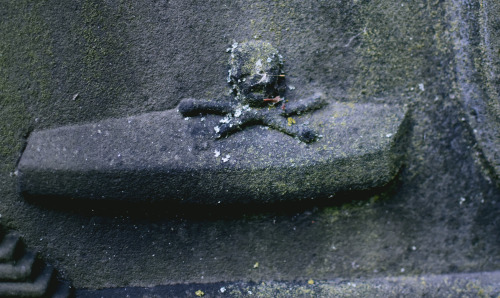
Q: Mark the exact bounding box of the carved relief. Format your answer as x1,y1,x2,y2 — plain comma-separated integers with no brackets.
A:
178,41,326,143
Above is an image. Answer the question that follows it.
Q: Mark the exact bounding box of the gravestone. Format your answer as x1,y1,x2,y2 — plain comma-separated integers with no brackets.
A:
1,0,500,296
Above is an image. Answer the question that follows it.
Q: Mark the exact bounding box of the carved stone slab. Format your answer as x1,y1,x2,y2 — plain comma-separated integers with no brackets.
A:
18,102,409,204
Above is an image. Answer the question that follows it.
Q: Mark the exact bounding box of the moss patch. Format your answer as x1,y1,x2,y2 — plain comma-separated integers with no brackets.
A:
0,0,54,171
353,0,451,100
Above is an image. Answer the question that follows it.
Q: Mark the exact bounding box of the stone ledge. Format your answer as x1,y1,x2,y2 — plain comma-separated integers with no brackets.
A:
76,270,500,297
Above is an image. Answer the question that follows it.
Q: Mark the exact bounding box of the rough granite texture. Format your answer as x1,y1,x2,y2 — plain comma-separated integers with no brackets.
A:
0,0,499,294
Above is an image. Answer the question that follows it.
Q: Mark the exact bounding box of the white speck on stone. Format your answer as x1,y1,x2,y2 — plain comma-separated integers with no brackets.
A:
412,246,417,251
214,126,220,133
418,83,425,91
222,155,230,162
248,290,253,295
288,85,296,90
220,287,226,293
200,117,205,122
331,245,337,250
257,72,268,84
220,116,231,124
232,42,238,49
481,199,485,203
255,59,263,73
267,57,272,63
401,268,405,273
226,47,232,52
234,108,242,118
386,133,393,138
214,150,220,157
459,197,466,205
97,129,102,134
184,117,189,121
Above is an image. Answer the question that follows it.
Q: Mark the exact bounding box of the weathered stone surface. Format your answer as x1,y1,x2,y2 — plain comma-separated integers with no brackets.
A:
0,0,499,294
18,102,408,204
449,0,500,186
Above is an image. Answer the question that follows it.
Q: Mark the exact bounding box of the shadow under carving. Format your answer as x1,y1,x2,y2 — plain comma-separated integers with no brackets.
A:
22,169,402,221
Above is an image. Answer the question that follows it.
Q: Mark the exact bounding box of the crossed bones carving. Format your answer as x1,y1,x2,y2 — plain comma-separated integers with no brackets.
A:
178,41,326,143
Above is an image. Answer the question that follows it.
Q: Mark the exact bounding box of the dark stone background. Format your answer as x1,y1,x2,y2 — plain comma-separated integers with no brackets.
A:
0,0,499,291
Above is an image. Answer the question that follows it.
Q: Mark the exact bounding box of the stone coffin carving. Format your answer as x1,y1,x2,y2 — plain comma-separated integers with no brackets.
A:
17,42,410,205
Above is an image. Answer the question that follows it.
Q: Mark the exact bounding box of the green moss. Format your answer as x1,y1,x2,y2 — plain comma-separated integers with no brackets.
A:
0,0,53,171
75,0,131,102
230,41,281,76
82,0,107,76
249,1,298,46
352,0,450,99
479,0,500,121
